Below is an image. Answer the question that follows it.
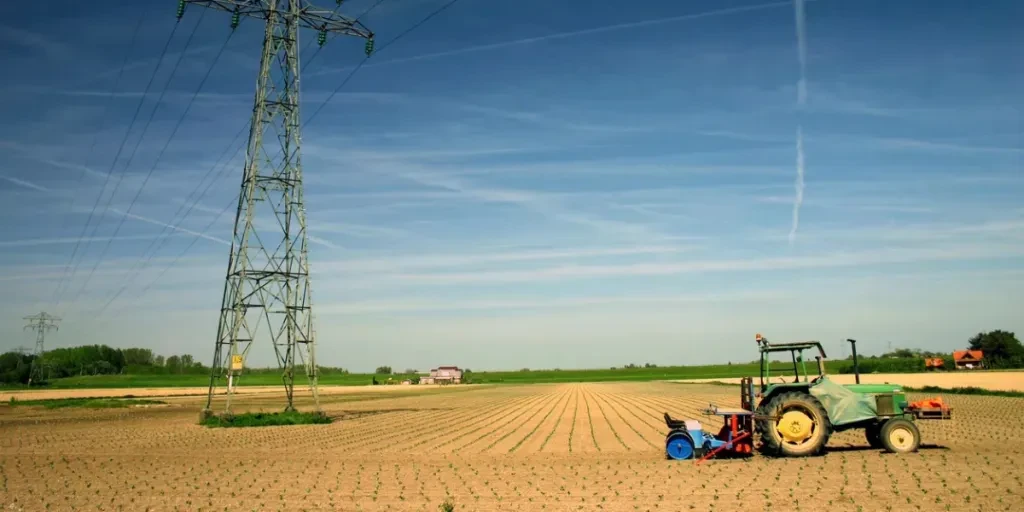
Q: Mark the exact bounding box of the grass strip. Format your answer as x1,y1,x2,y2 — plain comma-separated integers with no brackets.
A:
199,410,331,428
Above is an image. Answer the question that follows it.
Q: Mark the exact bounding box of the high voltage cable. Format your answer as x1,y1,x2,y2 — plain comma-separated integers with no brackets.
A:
96,0,457,316
49,5,150,310
67,10,211,305
92,7,338,316
304,0,462,128
51,15,185,310
92,1,388,315
70,20,232,305
94,125,249,316
122,192,240,311
97,0,381,309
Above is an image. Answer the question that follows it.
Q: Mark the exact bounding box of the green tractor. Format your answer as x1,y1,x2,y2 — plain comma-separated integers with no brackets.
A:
751,333,951,457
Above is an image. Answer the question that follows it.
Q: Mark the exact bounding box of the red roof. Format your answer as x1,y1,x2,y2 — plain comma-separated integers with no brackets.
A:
953,350,983,361
437,365,460,370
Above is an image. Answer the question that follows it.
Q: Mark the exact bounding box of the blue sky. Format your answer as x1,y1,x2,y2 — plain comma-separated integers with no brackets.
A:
1,0,1022,371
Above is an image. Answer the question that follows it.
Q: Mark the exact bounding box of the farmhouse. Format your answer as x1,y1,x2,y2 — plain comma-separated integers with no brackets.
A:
952,350,984,370
420,366,462,385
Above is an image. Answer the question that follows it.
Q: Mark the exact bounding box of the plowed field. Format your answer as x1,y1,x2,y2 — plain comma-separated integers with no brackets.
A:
2,382,1023,511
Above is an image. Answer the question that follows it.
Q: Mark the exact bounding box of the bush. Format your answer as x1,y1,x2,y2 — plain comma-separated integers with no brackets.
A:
200,410,331,428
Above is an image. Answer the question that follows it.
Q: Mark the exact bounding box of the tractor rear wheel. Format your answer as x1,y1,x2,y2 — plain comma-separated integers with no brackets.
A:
865,421,884,449
756,391,831,457
880,418,920,454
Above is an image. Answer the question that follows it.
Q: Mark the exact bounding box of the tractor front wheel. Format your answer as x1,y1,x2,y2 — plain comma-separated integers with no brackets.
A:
756,391,831,457
880,418,920,454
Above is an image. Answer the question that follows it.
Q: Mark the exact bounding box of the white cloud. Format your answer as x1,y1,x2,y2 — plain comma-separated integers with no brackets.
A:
316,245,694,274
308,146,677,242
317,290,789,315
367,243,1024,285
0,233,176,248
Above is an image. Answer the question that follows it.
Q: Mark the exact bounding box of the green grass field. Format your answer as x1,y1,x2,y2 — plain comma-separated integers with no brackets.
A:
8,360,853,389
8,397,166,408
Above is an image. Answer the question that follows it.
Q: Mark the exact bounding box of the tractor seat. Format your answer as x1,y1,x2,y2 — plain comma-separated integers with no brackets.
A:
664,412,686,429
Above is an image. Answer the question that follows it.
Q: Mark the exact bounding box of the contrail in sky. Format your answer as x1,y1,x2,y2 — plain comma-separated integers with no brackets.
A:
0,174,50,192
308,1,796,76
789,0,808,245
109,208,230,246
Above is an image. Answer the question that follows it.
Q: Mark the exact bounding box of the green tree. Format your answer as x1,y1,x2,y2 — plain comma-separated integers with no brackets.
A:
122,348,155,366
375,366,392,374
166,355,182,373
0,352,35,384
968,330,1024,369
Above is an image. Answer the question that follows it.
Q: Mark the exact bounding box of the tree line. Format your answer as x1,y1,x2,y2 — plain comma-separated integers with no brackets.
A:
0,344,354,386
836,330,1023,373
0,346,209,385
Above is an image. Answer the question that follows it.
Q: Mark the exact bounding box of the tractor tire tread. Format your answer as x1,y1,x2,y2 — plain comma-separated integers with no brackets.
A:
880,417,921,454
755,391,832,457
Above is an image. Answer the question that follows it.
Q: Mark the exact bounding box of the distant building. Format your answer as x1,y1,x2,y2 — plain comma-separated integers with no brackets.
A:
420,366,462,385
953,350,984,370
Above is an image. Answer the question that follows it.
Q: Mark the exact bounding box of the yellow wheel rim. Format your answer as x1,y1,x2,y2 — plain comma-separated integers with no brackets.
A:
777,410,814,444
888,426,915,451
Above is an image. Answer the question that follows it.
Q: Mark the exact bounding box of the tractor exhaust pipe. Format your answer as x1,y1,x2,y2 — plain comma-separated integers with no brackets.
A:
846,338,860,384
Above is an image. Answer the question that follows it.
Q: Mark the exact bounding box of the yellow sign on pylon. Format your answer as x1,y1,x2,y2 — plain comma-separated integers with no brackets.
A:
231,355,244,371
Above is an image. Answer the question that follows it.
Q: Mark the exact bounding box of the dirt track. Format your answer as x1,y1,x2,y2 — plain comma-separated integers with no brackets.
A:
678,371,1024,391
2,382,1022,511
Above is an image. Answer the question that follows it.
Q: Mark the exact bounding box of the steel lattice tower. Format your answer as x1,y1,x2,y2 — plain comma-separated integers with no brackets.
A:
23,312,60,385
177,1,373,414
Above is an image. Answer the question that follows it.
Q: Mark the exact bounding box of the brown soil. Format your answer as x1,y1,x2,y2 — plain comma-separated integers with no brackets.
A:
2,382,1022,511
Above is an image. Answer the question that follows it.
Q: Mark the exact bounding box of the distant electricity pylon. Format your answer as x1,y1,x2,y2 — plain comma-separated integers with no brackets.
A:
177,1,374,415
24,312,60,385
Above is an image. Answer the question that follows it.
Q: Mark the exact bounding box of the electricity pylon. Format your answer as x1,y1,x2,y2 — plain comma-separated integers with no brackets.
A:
24,312,60,385
177,1,374,415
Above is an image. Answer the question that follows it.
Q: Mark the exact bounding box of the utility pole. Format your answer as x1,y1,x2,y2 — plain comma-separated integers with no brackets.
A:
24,312,60,385
176,1,374,416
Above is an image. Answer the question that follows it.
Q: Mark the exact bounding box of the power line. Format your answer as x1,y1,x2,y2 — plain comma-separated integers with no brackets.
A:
91,1,389,316
70,16,231,305
304,0,462,128
96,138,248,317
67,10,210,305
50,5,150,309
100,0,461,321
52,18,187,309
